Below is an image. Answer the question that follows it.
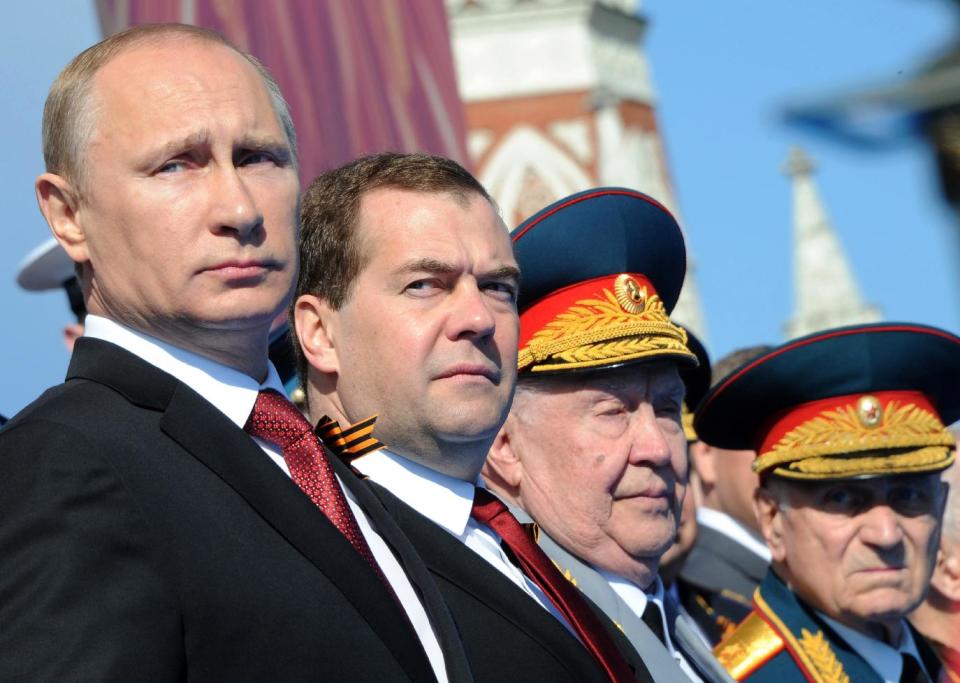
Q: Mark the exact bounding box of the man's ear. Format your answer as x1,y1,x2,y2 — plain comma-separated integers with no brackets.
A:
930,543,960,603
293,294,340,375
36,173,89,264
754,485,785,563
689,441,717,488
482,417,524,494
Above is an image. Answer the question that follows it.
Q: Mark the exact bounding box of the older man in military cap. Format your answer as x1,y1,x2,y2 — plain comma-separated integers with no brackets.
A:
483,188,731,683
699,323,958,683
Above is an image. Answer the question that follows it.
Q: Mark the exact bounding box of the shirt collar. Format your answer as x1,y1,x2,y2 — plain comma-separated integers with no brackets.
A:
696,506,772,562
83,314,285,430
352,449,477,537
601,571,674,647
818,612,923,682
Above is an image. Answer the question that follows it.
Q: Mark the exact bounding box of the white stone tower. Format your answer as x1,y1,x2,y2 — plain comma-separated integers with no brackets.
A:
783,147,881,339
446,0,707,341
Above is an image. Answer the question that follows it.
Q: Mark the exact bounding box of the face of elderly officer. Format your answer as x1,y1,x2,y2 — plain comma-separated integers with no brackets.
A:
295,174,520,480
485,361,687,588
756,473,947,640
35,29,299,378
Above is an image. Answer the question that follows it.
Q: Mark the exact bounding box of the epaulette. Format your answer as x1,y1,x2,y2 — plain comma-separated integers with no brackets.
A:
714,611,784,681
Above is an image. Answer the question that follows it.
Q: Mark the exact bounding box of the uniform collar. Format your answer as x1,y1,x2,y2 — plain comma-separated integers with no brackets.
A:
818,612,925,683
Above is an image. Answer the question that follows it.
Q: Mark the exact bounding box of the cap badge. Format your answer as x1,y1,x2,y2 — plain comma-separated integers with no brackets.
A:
856,395,882,428
615,274,647,314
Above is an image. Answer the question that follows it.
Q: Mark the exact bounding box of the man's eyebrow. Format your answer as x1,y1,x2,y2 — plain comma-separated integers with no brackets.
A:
144,131,292,163
237,134,293,159
147,129,212,162
484,265,522,284
394,259,521,283
395,258,458,276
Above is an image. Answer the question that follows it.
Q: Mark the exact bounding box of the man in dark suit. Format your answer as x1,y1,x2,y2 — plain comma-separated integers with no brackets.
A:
0,24,469,682
293,154,641,682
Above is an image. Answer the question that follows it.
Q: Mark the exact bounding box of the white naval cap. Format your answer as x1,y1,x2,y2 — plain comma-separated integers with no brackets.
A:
16,238,75,291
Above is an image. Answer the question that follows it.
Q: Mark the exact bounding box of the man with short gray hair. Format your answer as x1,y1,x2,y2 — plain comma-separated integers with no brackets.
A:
0,24,464,682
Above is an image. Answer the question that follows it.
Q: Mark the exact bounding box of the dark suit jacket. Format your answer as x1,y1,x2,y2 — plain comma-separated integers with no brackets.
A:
367,481,651,682
678,522,768,644
0,338,471,682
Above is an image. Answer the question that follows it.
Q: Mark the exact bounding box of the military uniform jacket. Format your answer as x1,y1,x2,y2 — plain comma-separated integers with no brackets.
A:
714,569,942,683
519,510,733,683
678,522,768,644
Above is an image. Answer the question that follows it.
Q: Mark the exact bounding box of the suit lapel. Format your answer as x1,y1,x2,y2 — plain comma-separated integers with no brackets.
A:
68,339,436,683
531,528,668,683
666,594,736,683
368,482,599,665
333,456,474,683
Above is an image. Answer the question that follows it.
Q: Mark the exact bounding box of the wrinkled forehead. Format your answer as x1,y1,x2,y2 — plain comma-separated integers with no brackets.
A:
356,188,509,256
524,360,684,397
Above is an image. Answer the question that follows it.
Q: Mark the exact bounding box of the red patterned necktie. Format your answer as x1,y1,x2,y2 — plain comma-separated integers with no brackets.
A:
244,390,389,584
471,488,635,683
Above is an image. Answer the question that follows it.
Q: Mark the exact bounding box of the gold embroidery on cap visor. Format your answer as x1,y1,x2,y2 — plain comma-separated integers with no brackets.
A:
754,399,956,480
517,275,695,373
682,407,697,442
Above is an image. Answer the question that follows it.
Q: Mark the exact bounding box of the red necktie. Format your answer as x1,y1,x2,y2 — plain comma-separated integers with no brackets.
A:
245,390,388,584
471,488,635,683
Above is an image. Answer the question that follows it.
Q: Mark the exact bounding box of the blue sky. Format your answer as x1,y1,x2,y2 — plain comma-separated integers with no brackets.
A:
2,1,958,417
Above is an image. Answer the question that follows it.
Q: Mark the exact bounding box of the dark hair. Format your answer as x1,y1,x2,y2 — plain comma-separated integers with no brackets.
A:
711,345,774,387
293,151,493,382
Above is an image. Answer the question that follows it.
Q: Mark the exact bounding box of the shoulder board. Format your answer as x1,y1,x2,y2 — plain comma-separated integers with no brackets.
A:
714,611,785,681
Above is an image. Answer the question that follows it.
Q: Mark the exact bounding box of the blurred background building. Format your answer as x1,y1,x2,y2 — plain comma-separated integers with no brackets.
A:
3,1,957,416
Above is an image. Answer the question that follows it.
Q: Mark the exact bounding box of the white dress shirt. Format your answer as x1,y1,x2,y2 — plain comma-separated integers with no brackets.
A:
696,506,772,562
819,612,929,683
352,448,577,635
83,316,448,682
602,571,703,682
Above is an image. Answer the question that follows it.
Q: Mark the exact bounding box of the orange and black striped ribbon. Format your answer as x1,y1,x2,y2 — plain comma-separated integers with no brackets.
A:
314,414,385,463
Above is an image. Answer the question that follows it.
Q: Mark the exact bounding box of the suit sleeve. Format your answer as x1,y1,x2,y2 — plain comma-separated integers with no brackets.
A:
0,419,184,681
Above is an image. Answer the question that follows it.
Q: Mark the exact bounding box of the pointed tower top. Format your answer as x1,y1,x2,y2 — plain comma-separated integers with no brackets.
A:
783,147,881,339
783,146,816,177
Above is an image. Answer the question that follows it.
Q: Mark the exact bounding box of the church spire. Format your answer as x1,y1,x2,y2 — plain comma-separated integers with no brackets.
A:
783,147,881,339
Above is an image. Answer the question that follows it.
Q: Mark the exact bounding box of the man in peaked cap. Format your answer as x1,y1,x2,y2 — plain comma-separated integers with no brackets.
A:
16,238,86,351
483,188,732,683
679,345,775,645
699,323,958,683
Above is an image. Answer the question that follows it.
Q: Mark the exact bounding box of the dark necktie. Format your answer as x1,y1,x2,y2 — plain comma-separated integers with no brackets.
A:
642,601,667,646
471,488,635,683
901,653,930,683
245,390,389,584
